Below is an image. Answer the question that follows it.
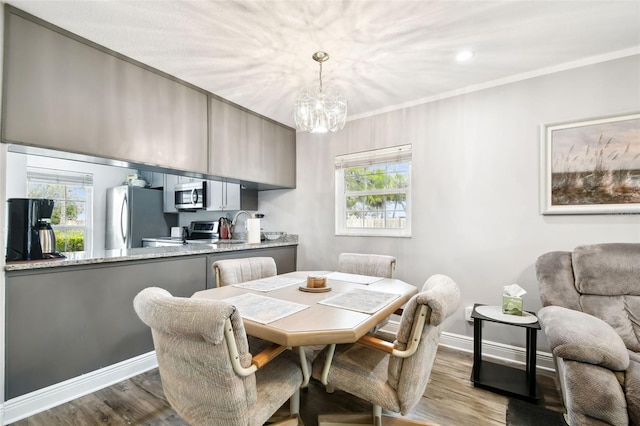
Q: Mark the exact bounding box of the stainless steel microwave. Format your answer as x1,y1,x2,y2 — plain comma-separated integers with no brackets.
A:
174,181,207,210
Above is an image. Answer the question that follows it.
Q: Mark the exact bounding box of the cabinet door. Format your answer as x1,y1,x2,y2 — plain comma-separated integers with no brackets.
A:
206,180,224,211
224,183,241,210
263,120,297,188
140,171,164,189
163,174,180,213
208,97,264,183
2,10,208,173
209,98,243,179
206,181,240,211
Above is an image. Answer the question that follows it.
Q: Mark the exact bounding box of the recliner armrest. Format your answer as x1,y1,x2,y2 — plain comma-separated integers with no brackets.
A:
538,306,629,371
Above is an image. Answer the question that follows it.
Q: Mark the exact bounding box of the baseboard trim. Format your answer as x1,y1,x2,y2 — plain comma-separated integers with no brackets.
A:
381,320,554,372
2,329,554,424
439,331,555,371
3,352,158,425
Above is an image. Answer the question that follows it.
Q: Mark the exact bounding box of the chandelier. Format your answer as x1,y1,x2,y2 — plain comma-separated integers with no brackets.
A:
294,51,347,133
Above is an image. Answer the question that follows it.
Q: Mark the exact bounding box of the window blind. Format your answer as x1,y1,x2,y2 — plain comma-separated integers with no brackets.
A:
27,167,93,186
334,144,412,169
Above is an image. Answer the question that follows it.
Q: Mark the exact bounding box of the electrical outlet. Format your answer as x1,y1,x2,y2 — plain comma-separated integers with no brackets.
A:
464,306,473,322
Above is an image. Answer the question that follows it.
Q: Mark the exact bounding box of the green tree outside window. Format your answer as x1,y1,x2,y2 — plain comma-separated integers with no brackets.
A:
27,182,88,253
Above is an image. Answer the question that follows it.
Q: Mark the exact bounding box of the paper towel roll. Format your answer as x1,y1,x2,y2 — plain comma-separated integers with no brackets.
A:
246,218,261,244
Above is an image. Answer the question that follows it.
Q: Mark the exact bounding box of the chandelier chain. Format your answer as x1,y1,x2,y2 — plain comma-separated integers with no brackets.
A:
318,61,323,93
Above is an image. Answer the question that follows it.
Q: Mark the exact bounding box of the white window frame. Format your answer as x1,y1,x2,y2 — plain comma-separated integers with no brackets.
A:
335,144,412,237
26,167,94,253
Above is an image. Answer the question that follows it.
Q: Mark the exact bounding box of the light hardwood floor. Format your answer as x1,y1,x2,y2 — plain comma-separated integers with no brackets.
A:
10,346,563,426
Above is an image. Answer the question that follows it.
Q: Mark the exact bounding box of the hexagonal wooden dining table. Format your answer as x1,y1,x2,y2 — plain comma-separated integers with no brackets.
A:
192,270,418,347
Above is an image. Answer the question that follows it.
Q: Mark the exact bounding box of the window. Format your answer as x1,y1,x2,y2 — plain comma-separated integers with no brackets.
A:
335,144,411,237
27,167,93,253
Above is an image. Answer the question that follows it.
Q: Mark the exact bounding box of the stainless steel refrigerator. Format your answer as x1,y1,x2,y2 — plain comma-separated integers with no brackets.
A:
105,186,176,249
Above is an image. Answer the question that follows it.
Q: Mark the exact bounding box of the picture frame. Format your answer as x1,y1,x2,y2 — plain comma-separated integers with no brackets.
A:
540,112,640,215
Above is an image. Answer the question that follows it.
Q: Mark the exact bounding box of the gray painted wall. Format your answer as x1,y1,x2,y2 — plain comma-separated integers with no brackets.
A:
258,55,640,352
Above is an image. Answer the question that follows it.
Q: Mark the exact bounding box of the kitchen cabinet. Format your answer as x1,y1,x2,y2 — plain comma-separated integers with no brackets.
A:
207,180,240,211
4,244,297,398
4,255,207,399
240,187,259,211
208,96,296,188
139,171,164,189
177,176,205,184
206,181,258,211
140,171,180,213
263,119,297,188
205,245,297,289
2,7,208,173
163,174,180,213
208,98,262,183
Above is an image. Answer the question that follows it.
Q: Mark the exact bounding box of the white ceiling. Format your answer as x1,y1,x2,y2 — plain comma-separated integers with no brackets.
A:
9,1,640,128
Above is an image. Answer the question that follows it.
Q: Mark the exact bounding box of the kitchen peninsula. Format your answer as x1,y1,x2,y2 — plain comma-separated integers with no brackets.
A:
4,235,298,272
4,236,297,400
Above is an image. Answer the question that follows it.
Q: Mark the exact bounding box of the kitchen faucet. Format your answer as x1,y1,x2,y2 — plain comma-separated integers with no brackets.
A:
230,211,254,240
231,210,252,226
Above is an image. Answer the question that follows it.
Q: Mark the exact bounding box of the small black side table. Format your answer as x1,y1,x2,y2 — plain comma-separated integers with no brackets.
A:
470,303,541,402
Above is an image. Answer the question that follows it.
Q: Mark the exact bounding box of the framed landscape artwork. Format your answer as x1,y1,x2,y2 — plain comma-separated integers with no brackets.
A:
540,112,640,215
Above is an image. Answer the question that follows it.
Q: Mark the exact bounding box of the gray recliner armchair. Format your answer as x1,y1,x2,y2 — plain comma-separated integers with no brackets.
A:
536,243,640,426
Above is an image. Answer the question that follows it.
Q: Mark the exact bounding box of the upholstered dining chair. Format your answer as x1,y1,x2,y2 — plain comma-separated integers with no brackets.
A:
133,287,302,426
311,274,460,426
339,253,400,330
213,256,277,287
338,253,396,278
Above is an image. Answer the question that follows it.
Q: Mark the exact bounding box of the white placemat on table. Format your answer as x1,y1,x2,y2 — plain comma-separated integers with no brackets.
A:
325,271,384,285
223,293,309,324
319,288,400,314
233,276,305,292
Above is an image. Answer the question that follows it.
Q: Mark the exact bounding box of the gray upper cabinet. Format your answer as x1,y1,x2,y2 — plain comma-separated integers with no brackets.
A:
206,181,241,211
208,97,261,181
263,119,297,188
2,9,208,173
209,96,296,188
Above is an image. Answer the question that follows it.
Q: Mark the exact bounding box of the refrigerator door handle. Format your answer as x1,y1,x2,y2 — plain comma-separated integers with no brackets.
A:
121,193,128,245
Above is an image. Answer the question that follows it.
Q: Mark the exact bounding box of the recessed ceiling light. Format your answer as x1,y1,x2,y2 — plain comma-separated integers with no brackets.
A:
456,50,474,62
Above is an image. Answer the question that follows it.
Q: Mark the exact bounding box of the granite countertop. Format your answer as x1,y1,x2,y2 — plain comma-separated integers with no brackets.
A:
5,235,298,272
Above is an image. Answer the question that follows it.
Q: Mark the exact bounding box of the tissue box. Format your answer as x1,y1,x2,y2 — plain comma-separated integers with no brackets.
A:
502,295,523,316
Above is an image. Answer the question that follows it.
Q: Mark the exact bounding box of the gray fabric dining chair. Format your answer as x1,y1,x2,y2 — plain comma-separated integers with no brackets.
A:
338,253,399,332
311,274,460,426
213,256,277,287
338,253,396,278
133,287,302,426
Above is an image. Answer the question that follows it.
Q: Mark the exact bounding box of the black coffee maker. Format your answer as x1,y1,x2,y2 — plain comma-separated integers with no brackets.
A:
6,198,63,261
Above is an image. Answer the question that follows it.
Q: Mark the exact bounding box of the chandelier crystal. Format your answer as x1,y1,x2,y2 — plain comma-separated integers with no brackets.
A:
294,51,347,133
